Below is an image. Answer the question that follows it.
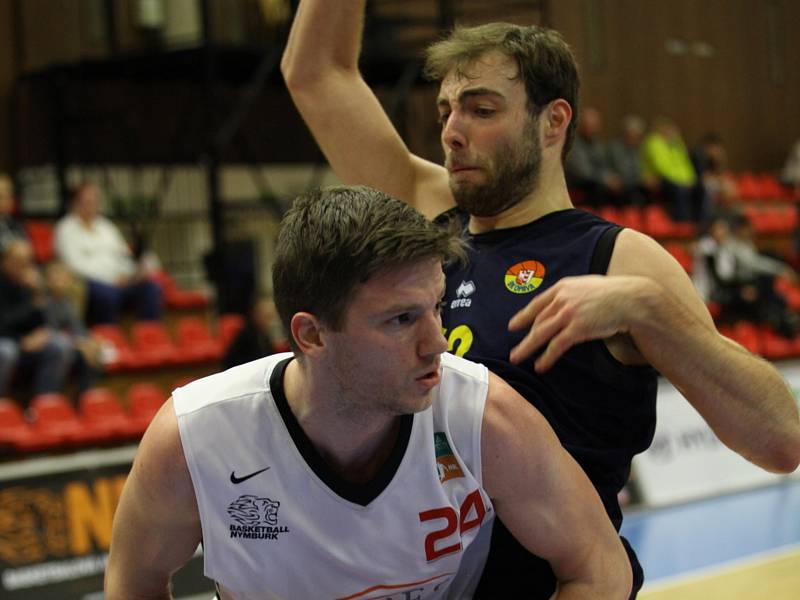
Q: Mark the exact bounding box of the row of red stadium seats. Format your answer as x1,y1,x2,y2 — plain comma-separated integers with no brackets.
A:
0,384,168,453
91,313,244,372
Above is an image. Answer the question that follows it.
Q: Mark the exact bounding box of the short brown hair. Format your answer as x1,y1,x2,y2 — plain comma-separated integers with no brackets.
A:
424,22,580,157
272,185,465,352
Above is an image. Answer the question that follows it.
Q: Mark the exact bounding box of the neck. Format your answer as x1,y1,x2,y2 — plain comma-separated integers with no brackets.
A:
284,360,402,484
468,161,573,233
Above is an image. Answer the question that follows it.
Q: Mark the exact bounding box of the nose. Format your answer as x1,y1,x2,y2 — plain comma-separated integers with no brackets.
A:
419,311,448,359
442,112,467,152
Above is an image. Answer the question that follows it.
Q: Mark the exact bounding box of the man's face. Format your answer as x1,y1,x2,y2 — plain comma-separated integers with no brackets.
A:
322,257,448,418
438,52,542,217
75,186,99,221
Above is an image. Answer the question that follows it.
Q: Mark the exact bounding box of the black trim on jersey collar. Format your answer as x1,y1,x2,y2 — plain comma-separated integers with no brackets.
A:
436,207,585,243
269,357,414,507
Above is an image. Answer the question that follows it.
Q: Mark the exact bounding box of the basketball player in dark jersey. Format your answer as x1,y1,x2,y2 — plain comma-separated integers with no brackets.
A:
281,1,800,596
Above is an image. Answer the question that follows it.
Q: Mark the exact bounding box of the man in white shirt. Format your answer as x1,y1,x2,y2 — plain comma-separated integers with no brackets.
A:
54,182,162,324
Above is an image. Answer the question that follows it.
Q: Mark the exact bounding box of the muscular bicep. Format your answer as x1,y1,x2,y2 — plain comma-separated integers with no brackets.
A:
105,399,201,598
609,228,715,327
481,374,627,587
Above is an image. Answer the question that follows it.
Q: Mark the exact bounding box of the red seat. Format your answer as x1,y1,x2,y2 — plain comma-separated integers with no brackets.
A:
127,383,168,435
759,326,796,360
28,393,100,447
663,242,693,274
728,321,762,355
24,220,55,263
218,313,246,349
0,398,55,453
617,206,644,232
79,388,140,442
151,270,210,309
90,324,139,371
175,316,223,363
130,321,180,367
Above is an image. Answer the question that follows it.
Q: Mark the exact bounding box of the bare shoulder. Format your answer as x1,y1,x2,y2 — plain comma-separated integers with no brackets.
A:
609,227,713,323
481,372,560,498
131,397,197,514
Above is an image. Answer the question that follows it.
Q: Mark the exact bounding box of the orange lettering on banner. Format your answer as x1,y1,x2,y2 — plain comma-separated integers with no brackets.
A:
65,477,126,554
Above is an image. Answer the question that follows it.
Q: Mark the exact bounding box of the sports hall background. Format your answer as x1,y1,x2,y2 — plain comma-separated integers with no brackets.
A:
0,1,798,598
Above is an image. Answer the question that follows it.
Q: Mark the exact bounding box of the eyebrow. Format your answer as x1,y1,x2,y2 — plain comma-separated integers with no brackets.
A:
437,87,506,108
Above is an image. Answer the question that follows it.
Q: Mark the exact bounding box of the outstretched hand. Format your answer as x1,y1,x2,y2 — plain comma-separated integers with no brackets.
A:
508,275,637,371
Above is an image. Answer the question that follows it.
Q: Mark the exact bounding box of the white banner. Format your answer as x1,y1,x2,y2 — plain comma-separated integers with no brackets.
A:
633,363,800,506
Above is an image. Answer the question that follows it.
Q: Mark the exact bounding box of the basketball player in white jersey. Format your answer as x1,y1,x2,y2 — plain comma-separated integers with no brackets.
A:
105,186,631,599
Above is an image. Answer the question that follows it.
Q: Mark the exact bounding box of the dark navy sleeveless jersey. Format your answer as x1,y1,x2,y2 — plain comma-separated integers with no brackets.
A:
439,208,657,599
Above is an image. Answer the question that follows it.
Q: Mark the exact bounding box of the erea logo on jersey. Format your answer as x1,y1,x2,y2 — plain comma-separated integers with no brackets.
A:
504,260,545,294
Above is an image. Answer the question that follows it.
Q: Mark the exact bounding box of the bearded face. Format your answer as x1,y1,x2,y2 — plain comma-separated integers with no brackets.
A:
447,116,542,217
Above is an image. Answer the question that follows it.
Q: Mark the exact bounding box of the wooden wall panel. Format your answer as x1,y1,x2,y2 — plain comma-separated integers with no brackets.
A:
550,0,800,171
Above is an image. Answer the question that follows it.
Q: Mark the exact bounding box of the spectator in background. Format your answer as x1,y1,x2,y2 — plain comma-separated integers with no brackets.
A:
0,174,28,252
782,139,800,192
222,296,285,369
44,261,103,395
565,106,623,205
54,182,163,325
691,133,737,219
641,117,700,222
714,214,799,337
692,215,735,305
607,114,652,205
0,240,75,398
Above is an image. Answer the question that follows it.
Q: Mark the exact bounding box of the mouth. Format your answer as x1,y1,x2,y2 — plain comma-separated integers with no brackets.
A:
415,366,441,389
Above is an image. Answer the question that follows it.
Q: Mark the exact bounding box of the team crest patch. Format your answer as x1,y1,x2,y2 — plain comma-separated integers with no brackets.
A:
504,260,545,294
434,432,464,482
227,495,290,540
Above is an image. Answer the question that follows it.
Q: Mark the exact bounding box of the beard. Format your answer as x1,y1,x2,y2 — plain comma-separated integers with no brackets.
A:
448,119,542,218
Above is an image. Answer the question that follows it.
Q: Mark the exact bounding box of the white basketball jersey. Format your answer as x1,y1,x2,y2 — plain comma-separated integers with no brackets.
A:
174,352,494,600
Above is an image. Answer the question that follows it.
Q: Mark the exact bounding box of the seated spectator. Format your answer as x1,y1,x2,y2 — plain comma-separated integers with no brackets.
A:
54,182,163,325
222,296,285,369
782,139,800,191
716,214,798,337
641,117,700,222
0,173,27,251
0,240,75,398
44,260,103,395
691,133,737,219
692,215,735,304
607,114,652,205
565,107,623,205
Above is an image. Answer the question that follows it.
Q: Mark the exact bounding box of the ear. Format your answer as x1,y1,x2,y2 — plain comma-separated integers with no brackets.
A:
542,99,572,148
290,312,325,356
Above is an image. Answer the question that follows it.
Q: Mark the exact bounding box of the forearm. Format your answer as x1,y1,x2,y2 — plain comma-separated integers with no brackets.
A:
281,0,366,87
628,278,800,472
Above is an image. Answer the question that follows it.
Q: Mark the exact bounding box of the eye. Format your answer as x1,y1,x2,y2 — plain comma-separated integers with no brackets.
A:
474,107,495,118
390,313,414,326
437,111,451,126
436,300,447,315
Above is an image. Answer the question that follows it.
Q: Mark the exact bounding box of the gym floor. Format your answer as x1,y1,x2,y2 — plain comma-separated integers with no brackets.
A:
622,478,800,599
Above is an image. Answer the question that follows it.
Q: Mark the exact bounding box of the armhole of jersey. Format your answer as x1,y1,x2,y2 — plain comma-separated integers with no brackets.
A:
590,224,656,375
590,225,623,275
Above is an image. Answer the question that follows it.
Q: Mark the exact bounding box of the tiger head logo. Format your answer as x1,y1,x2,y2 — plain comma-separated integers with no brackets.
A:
227,495,280,526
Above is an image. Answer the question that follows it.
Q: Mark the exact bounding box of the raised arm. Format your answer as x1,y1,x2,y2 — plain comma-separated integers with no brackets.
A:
482,373,632,599
280,0,453,219
105,399,202,599
508,228,800,473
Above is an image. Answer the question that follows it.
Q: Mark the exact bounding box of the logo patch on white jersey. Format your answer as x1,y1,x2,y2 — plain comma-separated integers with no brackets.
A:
228,495,290,540
434,432,464,483
451,280,475,309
